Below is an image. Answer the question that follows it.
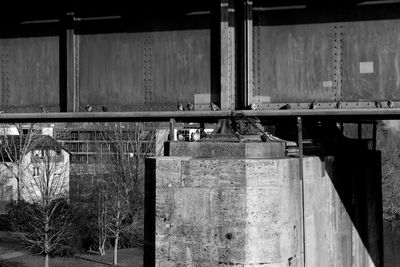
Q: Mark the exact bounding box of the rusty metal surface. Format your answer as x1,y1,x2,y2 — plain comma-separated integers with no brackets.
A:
5,36,59,107
151,30,211,105
2,2,400,113
1,39,9,108
78,29,211,108
252,3,400,105
79,32,146,106
253,22,336,102
0,3,212,113
341,19,400,101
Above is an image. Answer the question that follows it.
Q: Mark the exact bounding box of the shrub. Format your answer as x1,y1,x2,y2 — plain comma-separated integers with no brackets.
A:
7,200,76,257
0,214,12,231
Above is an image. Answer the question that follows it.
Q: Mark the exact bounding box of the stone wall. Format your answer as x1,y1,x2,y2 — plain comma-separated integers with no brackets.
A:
145,156,303,266
145,149,383,266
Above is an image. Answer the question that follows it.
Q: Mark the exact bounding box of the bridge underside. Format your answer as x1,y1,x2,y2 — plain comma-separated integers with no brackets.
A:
0,2,394,266
0,0,398,117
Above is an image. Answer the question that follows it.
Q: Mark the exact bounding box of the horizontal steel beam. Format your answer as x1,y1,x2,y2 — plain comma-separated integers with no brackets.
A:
0,109,400,122
240,108,400,119
0,111,231,123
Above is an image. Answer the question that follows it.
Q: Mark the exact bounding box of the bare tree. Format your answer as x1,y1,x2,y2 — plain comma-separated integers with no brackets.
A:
0,123,41,201
9,138,72,267
96,185,107,256
377,121,400,223
95,122,155,264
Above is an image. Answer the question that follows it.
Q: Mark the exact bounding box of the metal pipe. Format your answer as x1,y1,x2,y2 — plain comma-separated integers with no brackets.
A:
373,121,377,151
297,116,306,267
169,118,176,141
1,108,400,122
0,111,231,123
240,108,400,118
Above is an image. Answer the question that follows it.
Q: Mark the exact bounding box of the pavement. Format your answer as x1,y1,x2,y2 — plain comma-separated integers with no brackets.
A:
0,232,26,262
0,246,25,261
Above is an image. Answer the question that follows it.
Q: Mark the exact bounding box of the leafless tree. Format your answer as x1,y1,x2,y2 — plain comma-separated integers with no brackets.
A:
95,122,155,264
0,123,40,201
96,185,107,256
377,121,400,224
9,141,72,267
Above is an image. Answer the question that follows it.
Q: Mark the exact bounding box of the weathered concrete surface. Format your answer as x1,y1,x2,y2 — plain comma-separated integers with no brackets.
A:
145,144,382,267
303,156,352,266
145,156,303,266
167,141,286,158
384,221,400,267
303,152,382,267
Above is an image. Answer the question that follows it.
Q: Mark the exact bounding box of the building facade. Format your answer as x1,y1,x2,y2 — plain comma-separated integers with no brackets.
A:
0,134,70,211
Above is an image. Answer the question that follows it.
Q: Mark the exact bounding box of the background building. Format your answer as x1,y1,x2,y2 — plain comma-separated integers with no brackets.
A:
0,134,70,212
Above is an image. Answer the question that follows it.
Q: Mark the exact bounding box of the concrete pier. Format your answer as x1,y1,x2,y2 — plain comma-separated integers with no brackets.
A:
303,154,382,266
144,142,382,266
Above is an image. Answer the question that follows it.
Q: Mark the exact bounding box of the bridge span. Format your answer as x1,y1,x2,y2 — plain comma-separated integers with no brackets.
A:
1,1,400,266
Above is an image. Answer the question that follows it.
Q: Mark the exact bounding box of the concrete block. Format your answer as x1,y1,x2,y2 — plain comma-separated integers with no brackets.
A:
167,224,214,244
212,246,247,263
155,188,174,223
244,224,302,264
210,188,247,225
147,150,382,267
156,259,177,267
183,159,247,188
173,188,210,225
303,154,382,267
169,240,213,264
155,157,191,188
168,141,285,159
155,236,169,260
149,156,305,266
245,186,281,225
213,225,247,248
245,158,300,187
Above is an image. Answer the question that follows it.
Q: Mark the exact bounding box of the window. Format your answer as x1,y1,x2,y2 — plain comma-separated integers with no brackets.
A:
34,150,45,158
33,167,40,177
71,131,78,140
33,150,45,161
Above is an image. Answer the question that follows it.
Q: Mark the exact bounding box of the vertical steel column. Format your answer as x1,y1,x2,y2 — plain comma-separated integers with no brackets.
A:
143,33,154,105
60,12,79,112
333,24,343,102
243,0,253,107
220,0,236,110
1,39,9,110
297,116,306,266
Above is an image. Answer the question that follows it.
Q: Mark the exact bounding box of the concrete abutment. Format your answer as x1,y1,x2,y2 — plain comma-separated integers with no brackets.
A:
144,142,382,266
